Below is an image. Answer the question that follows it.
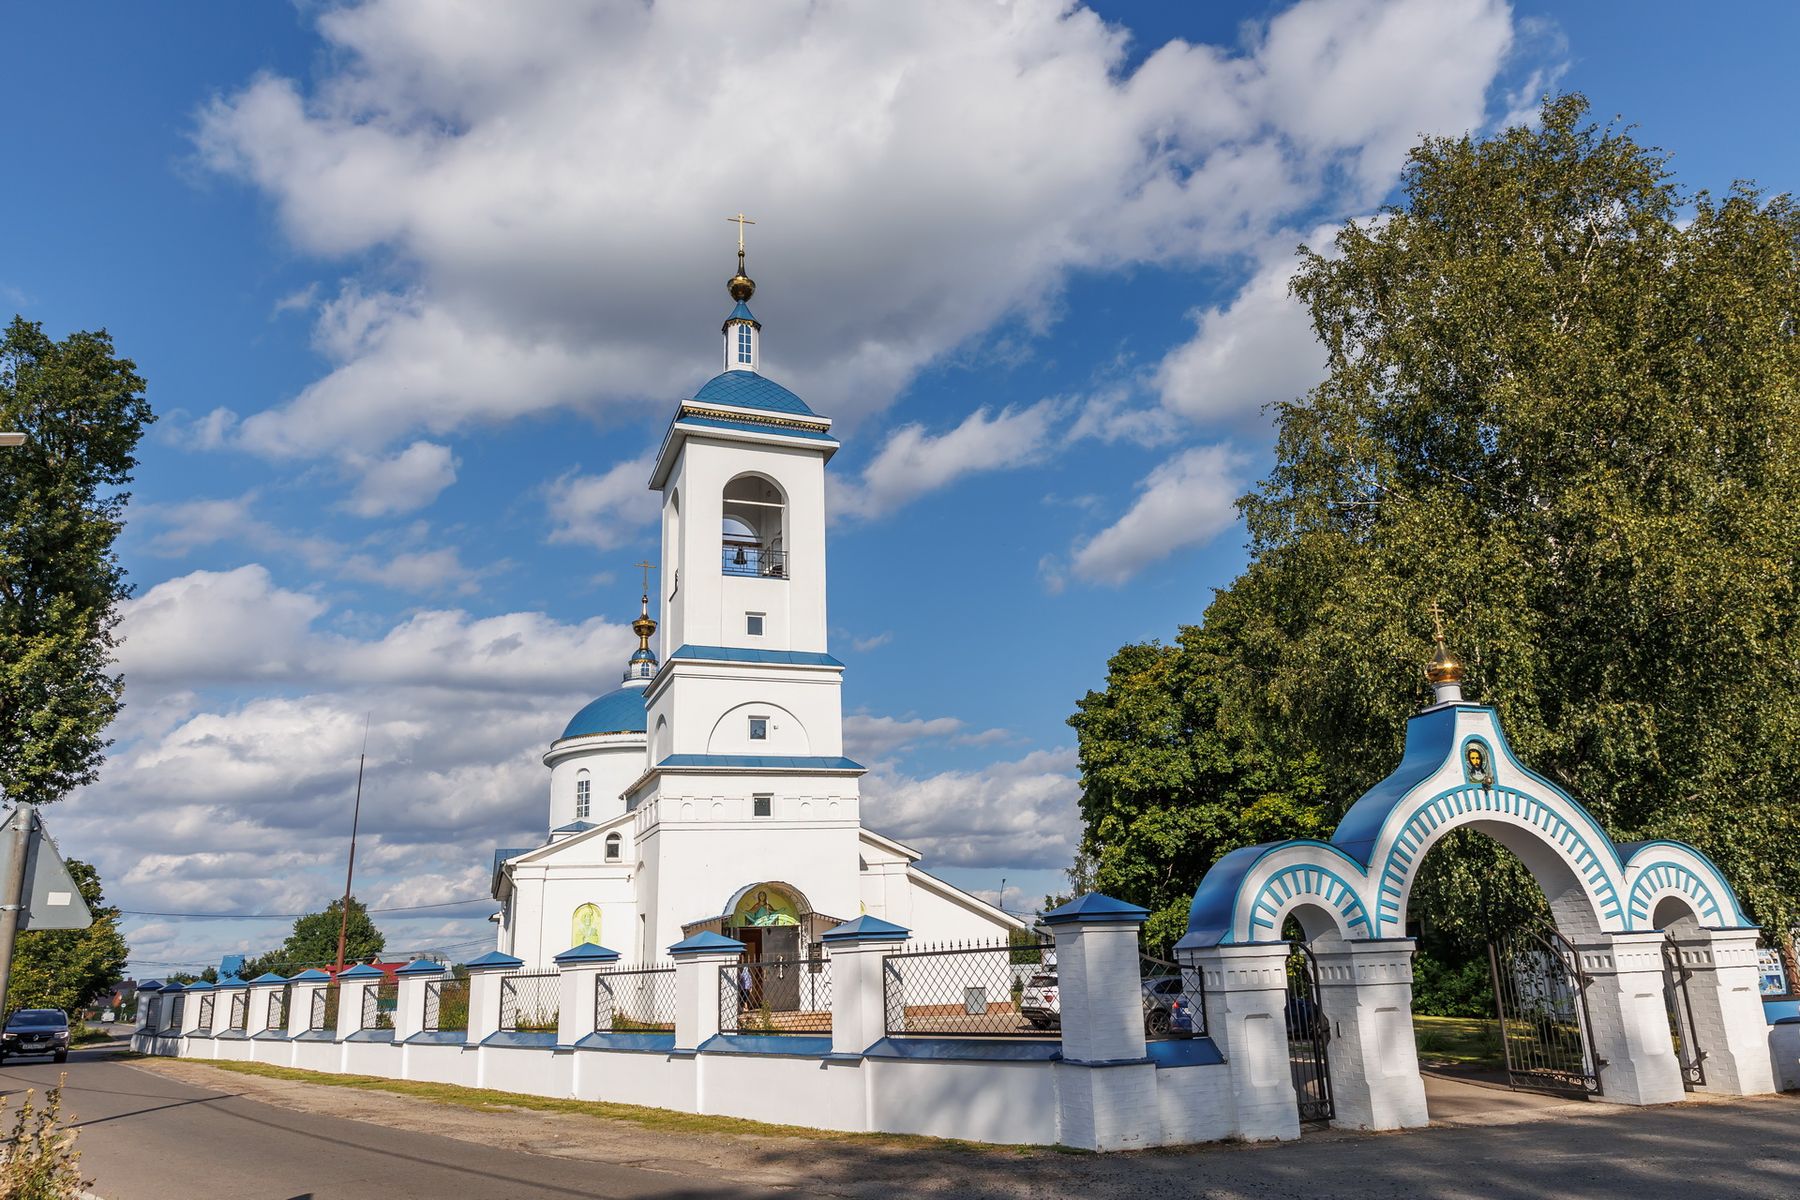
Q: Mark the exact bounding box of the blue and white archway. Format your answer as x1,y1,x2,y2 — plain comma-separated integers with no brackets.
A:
1177,701,1754,950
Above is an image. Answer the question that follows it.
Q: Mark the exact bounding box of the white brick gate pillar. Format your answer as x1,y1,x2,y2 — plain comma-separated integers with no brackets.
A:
246,974,287,1036
334,963,386,1037
1309,938,1429,1130
1669,928,1776,1096
394,959,445,1042
555,942,620,1043
1045,894,1159,1152
668,932,744,1051
1572,931,1687,1105
1186,942,1301,1141
178,981,211,1041
820,916,910,1056
462,951,524,1045
286,970,331,1037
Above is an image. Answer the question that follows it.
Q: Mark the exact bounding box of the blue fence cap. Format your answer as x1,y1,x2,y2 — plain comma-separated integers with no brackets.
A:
396,958,447,976
464,950,525,970
1042,893,1150,926
820,915,910,943
215,975,249,989
288,969,332,982
336,963,386,980
554,941,622,965
246,972,288,985
667,931,745,956
183,980,215,992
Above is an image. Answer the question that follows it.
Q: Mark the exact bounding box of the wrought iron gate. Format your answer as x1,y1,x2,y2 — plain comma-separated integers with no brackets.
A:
1284,941,1333,1123
1661,933,1706,1090
1487,923,1602,1096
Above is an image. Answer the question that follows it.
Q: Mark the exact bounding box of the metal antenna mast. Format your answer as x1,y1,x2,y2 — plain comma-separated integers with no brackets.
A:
334,715,371,972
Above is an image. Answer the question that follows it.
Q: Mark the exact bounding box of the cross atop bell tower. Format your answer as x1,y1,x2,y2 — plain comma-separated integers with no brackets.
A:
722,213,761,373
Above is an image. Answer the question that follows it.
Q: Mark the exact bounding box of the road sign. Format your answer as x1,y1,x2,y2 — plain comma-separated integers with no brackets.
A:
0,806,94,930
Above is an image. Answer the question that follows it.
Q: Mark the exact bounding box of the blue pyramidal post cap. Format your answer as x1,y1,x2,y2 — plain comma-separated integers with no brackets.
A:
397,958,447,976
820,915,911,942
138,979,164,991
554,942,621,965
1042,893,1150,926
336,963,386,979
464,950,525,970
247,972,288,985
216,976,248,989
184,980,215,991
667,931,745,956
289,969,332,982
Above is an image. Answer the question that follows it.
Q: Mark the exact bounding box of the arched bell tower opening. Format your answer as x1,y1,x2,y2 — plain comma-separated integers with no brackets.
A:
722,473,786,578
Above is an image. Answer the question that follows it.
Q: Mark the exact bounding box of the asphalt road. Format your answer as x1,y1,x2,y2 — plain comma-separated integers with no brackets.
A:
0,1043,776,1200
7,1041,1798,1199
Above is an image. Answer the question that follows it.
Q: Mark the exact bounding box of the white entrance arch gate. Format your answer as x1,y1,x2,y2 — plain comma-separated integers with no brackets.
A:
1177,697,1776,1136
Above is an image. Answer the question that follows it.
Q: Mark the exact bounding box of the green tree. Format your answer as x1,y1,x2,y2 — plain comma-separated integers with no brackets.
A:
1071,95,1800,978
4,860,127,1015
0,317,153,807
242,898,386,977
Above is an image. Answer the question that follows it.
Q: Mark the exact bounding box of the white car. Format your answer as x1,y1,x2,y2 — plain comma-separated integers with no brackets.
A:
1020,972,1059,1028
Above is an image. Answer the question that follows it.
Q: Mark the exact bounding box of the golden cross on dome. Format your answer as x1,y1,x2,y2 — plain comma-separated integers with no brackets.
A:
1429,599,1447,644
634,560,655,597
727,211,756,254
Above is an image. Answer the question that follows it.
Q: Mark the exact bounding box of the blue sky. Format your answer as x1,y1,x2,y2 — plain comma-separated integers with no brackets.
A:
3,1,1794,976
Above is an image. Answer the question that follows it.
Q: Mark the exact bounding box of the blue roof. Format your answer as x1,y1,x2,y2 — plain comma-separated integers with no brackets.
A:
289,969,331,982
725,301,759,325
337,963,385,980
215,976,248,989
691,370,814,416
553,820,598,834
465,950,525,970
657,754,864,771
1043,893,1149,926
560,686,648,740
397,958,446,976
554,941,621,965
669,644,844,668
821,915,910,942
247,972,287,984
668,931,745,956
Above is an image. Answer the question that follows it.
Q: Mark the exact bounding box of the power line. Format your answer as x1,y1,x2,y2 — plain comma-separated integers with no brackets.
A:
119,897,495,920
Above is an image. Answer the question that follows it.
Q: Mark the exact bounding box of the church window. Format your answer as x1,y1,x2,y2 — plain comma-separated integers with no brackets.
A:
737,323,753,364
604,832,622,861
575,773,591,819
722,475,786,578
747,612,764,636
749,716,768,741
753,793,773,817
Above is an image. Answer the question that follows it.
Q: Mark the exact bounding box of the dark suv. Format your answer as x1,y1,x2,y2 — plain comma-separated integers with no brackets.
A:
1,1009,70,1063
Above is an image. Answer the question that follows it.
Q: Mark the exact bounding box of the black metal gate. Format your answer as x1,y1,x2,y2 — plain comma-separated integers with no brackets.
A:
1284,941,1333,1124
1487,923,1602,1096
1661,933,1706,1090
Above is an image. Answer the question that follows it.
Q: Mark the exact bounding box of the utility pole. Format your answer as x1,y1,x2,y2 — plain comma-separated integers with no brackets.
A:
333,717,371,972
0,804,34,1017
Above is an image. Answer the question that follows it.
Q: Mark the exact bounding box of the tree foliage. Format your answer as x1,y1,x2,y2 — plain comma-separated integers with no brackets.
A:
1070,95,1800,967
242,897,386,978
0,317,152,806
5,860,128,1015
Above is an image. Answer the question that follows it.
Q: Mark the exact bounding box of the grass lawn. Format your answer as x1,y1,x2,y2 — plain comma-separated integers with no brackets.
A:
1413,1014,1504,1070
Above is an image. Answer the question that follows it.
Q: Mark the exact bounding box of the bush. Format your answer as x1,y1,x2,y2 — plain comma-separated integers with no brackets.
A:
0,1081,88,1199
1412,951,1494,1017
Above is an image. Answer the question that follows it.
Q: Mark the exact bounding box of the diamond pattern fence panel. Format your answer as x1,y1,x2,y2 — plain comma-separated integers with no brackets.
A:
1141,951,1205,1039
196,995,215,1032
882,937,1057,1037
362,981,398,1030
595,965,676,1033
500,972,562,1032
720,956,831,1035
309,984,339,1031
228,992,248,1031
424,978,470,1033
268,987,289,1033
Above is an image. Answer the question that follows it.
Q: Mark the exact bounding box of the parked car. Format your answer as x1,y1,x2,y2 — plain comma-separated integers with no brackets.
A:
1020,972,1060,1028
1,1010,70,1063
1141,975,1198,1035
1285,993,1329,1044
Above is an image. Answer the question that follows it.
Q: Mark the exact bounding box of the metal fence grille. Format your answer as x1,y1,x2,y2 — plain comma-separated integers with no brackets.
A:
268,986,289,1032
721,956,832,1035
228,991,249,1031
425,978,470,1033
196,994,215,1031
362,981,398,1030
167,994,185,1030
500,972,562,1032
309,984,339,1031
882,938,1056,1037
1142,953,1205,1039
595,965,676,1033
142,996,161,1029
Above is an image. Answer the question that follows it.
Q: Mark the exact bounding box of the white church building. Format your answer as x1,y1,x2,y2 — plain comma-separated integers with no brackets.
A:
492,245,1022,969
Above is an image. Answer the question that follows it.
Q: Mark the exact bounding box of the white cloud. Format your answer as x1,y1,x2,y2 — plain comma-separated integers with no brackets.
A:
194,0,1518,458
843,714,968,761
345,440,460,517
862,748,1080,870
1155,249,1328,429
834,401,1062,520
544,454,658,550
1068,444,1249,585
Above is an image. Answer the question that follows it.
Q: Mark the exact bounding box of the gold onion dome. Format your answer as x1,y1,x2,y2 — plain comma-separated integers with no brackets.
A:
729,251,755,302
1425,641,1464,686
633,611,657,644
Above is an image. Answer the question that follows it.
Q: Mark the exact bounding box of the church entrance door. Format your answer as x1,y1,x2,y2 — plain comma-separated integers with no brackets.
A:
760,926,802,1011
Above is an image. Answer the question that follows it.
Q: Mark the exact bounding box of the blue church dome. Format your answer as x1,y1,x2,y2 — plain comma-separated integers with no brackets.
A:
560,686,649,740
691,370,813,416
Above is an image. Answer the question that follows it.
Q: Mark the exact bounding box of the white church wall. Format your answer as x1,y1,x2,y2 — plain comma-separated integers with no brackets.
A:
903,870,1023,944
646,665,845,760
859,858,913,929
507,859,637,969
545,734,644,828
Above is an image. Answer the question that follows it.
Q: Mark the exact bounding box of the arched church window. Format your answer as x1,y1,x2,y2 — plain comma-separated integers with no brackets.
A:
722,474,786,578
575,772,591,820
605,833,622,861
